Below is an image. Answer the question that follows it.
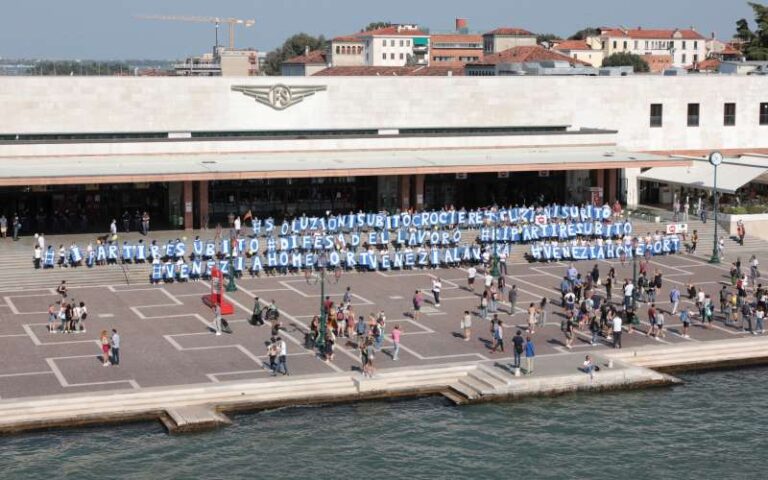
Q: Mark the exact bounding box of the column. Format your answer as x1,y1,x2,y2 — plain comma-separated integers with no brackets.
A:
596,170,605,205
400,175,411,211
199,180,209,230
183,181,194,231
414,174,425,210
607,169,618,204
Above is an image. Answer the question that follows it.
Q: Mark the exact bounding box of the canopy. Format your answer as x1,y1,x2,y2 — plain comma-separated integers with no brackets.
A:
638,160,768,194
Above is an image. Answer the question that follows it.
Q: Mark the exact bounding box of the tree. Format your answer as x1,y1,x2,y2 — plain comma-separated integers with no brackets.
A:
735,2,768,60
602,52,650,72
569,27,600,40
263,33,327,76
364,22,392,32
536,33,562,46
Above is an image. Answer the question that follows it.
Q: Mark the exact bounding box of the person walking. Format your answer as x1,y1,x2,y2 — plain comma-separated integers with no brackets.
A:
538,297,548,327
741,301,754,334
680,309,692,338
755,306,765,335
508,284,518,316
267,337,278,373
527,302,538,334
562,311,576,350
100,330,111,366
110,329,120,366
491,319,504,353
365,337,376,378
250,297,263,326
391,324,402,361
212,302,222,336
480,290,489,320
524,336,535,374
737,220,746,246
431,277,442,308
56,280,68,300
461,310,472,341
512,330,524,368
589,312,601,345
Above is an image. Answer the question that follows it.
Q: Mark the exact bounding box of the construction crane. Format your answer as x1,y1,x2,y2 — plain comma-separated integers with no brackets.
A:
136,15,255,49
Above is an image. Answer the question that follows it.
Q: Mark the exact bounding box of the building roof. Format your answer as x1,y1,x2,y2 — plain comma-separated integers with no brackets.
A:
332,34,365,43
313,66,465,76
553,40,593,51
282,50,328,65
430,34,484,45
722,44,741,55
360,26,427,37
484,27,535,37
600,28,706,40
470,45,592,67
688,58,720,72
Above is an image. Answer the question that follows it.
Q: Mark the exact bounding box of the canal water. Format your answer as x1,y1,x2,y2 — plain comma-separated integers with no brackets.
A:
2,367,765,479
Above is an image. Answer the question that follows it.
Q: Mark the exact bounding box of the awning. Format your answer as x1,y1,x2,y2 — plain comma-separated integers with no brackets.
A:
0,145,684,186
638,160,768,195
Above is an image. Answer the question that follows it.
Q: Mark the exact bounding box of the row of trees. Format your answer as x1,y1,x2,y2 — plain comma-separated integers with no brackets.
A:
735,1,768,60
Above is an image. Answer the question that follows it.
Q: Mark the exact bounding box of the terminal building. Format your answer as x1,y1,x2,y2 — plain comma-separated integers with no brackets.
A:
0,75,766,233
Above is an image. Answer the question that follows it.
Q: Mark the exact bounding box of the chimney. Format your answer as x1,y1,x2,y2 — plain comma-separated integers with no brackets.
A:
690,25,696,32
304,45,310,56
456,18,468,33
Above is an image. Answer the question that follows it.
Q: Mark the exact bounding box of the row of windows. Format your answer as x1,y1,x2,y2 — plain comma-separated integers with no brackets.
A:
382,39,411,47
649,103,768,127
382,53,406,60
335,45,363,55
607,39,699,51
432,55,480,62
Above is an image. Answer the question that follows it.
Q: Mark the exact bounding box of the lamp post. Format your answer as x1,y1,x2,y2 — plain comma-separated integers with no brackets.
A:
316,252,328,350
631,237,638,310
708,151,723,264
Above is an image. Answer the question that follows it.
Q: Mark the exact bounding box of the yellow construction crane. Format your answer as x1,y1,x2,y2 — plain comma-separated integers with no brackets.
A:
136,15,255,49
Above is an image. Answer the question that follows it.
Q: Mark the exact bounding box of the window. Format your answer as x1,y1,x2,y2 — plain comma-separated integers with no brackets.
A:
650,104,663,127
687,103,700,127
390,53,395,59
382,39,387,47
724,103,736,126
645,40,649,49
399,53,404,60
406,40,410,47
761,103,768,125
391,40,395,47
682,41,687,50
682,53,687,64
694,41,698,50
382,53,386,60
623,41,628,50
400,40,404,47
335,46,340,54
613,41,617,49
634,40,639,49
693,54,699,64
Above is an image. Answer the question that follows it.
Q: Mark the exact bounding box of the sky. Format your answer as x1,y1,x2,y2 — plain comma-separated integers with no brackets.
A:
0,0,760,60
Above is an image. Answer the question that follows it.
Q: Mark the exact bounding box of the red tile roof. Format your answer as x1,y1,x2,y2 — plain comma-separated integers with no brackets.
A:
484,27,535,36
470,45,592,66
687,58,720,71
722,44,741,55
600,28,706,40
282,50,328,65
361,26,427,37
430,34,484,44
553,40,592,51
313,66,464,76
332,34,364,43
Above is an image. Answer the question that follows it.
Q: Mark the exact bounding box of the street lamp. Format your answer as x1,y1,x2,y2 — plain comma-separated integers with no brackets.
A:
709,151,723,264
315,252,328,349
631,237,639,310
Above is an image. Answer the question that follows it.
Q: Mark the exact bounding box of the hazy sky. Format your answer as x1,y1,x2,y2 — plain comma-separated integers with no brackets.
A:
0,0,759,59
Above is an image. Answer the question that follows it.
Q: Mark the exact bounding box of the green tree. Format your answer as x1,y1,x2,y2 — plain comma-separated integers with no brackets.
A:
569,27,600,40
263,33,327,76
602,52,650,72
536,33,562,46
364,22,392,32
735,2,768,60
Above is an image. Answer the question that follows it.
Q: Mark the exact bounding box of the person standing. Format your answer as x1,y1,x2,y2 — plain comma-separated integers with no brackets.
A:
212,303,222,336
737,220,746,246
267,337,278,374
508,284,518,316
562,311,576,350
0,214,6,239
141,211,150,236
100,330,111,366
524,336,535,374
275,336,288,376
412,290,423,321
391,324,402,361
527,303,538,334
365,338,376,378
431,277,442,308
466,265,477,292
680,309,692,338
234,216,242,237
342,286,352,306
612,312,623,349
700,205,707,223
623,280,634,310
538,297,548,328
56,280,68,300
33,244,42,269
109,219,117,239
755,306,765,335
670,286,681,315
461,310,472,341
741,301,754,334
512,330,524,368
110,329,120,366
12,214,20,241
251,297,263,326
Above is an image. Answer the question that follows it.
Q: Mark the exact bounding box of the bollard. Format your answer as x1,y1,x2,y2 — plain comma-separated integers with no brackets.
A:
514,367,521,377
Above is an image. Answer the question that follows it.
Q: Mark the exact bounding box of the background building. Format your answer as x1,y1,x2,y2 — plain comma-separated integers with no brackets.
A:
590,27,707,69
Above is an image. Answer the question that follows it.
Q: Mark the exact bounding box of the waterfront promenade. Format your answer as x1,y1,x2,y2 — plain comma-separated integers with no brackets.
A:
0,223,766,434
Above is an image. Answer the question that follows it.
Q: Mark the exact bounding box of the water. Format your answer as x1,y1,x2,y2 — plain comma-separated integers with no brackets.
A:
2,368,767,480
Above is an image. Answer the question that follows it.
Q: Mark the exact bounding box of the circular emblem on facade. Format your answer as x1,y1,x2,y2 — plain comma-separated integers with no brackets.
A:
269,85,292,110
